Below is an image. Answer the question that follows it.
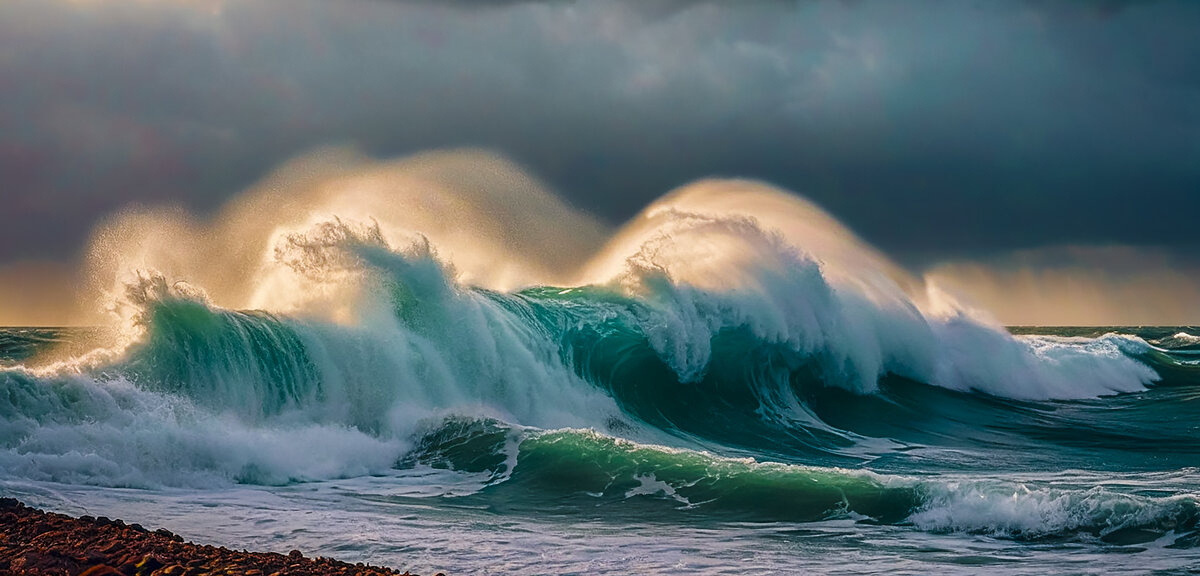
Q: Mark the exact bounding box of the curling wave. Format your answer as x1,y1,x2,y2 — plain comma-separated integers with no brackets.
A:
1,154,1195,550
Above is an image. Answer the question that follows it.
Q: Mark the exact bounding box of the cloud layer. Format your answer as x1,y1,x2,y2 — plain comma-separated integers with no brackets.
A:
0,0,1197,324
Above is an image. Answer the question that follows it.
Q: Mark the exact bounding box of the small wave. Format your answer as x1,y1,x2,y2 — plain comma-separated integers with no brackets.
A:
408,422,1200,547
1153,331,1200,351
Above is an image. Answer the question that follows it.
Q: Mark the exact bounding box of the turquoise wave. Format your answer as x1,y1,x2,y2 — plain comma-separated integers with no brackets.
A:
1,222,1198,546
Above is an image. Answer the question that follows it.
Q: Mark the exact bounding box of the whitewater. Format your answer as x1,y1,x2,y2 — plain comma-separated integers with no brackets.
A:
2,150,1198,574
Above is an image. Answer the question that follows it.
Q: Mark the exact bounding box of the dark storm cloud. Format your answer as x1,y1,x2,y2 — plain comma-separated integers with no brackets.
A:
0,0,1198,269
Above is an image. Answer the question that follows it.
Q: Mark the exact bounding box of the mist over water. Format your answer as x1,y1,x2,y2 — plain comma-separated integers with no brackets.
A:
2,149,1199,574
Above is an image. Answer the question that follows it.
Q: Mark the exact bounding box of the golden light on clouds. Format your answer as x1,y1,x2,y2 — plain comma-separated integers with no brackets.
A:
0,262,81,327
926,246,1200,326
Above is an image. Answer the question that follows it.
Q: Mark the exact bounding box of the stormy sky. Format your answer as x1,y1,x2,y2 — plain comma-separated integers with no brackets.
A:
1,0,1198,324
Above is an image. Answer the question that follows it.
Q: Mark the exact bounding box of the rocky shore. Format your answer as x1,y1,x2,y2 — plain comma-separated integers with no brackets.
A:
0,498,425,576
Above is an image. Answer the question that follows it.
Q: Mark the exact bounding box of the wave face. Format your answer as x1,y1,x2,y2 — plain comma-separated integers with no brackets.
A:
2,164,1199,559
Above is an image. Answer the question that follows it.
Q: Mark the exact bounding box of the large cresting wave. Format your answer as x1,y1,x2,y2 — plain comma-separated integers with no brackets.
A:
2,148,1195,546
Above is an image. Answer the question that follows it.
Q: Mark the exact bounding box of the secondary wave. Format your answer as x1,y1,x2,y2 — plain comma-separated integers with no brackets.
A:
398,420,1200,547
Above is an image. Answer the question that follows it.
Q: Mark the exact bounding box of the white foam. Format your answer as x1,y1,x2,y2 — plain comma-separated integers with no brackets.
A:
586,181,1158,400
0,221,626,488
0,369,405,488
910,478,1199,539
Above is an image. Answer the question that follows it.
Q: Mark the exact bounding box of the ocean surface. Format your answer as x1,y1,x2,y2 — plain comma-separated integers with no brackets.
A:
2,184,1199,574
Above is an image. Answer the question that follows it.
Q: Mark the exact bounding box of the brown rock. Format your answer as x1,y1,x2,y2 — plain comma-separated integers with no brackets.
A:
80,566,124,576
0,500,416,576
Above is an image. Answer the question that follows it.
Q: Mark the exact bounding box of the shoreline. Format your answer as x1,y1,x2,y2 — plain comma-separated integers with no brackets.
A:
0,498,425,576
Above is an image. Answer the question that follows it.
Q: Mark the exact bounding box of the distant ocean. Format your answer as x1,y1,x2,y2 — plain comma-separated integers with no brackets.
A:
2,187,1199,574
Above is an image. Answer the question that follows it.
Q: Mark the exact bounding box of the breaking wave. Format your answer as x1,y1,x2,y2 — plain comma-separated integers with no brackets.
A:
2,150,1195,547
